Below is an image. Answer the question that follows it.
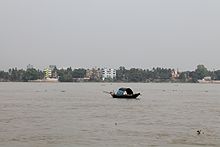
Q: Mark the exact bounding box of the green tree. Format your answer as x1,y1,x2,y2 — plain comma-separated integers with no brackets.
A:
178,71,190,82
151,68,172,81
214,70,220,80
8,68,26,82
127,68,146,82
116,66,128,82
22,68,41,81
190,71,199,83
0,71,9,81
72,68,86,78
57,68,73,82
195,65,209,80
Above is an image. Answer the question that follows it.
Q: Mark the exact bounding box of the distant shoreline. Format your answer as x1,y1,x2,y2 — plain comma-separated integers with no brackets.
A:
1,64,220,83
1,81,220,84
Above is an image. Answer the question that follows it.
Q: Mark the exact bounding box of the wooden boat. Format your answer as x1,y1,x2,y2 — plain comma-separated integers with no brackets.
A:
109,88,140,99
111,93,140,99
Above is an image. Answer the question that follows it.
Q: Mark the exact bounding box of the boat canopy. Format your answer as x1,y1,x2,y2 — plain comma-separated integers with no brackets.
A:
116,88,133,96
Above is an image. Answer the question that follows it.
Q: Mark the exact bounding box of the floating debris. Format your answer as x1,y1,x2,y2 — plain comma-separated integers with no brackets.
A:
197,130,204,135
197,130,201,135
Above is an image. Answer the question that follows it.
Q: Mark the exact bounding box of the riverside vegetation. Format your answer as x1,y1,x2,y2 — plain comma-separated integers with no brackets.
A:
0,65,220,83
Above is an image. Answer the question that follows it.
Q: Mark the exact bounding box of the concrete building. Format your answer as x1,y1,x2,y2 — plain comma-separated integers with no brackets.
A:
85,68,102,81
44,65,58,79
44,68,52,79
101,68,116,81
171,69,180,79
85,67,117,81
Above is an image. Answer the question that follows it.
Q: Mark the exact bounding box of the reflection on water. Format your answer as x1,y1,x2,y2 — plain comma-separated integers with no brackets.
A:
0,83,220,147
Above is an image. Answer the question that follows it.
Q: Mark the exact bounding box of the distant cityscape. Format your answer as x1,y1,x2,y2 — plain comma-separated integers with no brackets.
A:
0,64,220,83
41,65,117,82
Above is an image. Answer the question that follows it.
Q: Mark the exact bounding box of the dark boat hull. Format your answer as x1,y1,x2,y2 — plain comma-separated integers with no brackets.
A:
111,93,140,99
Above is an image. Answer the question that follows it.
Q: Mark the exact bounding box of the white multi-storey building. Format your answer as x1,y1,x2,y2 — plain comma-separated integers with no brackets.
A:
102,68,116,80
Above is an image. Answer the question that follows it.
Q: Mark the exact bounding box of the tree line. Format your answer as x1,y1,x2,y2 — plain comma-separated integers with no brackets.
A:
0,65,220,82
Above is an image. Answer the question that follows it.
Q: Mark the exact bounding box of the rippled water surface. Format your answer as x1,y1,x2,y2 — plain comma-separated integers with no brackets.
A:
0,83,220,147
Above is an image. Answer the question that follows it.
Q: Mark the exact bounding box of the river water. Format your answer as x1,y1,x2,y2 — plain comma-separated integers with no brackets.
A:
0,83,220,147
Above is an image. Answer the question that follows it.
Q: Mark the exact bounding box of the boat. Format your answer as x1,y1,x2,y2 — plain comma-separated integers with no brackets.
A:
111,93,141,99
110,88,140,99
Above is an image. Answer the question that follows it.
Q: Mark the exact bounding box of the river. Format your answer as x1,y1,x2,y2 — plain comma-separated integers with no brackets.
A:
0,83,220,147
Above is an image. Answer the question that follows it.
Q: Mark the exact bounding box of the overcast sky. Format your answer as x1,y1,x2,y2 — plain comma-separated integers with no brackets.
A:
0,0,220,71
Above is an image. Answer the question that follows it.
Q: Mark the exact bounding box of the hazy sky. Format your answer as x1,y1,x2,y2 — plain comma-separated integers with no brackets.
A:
0,0,220,71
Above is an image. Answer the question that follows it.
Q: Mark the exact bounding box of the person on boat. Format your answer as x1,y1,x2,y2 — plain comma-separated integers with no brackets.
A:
116,88,125,96
109,87,140,98
116,88,133,96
